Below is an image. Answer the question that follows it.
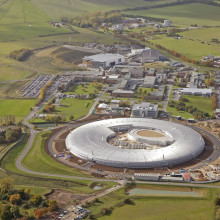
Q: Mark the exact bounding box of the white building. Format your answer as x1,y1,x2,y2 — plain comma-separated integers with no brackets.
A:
82,53,125,69
163,20,171,27
179,88,212,97
131,102,158,118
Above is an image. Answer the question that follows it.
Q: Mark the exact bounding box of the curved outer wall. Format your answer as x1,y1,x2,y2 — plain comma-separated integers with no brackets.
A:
65,118,205,168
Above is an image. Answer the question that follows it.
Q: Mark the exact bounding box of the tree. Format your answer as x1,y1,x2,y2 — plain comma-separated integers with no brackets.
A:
34,207,48,219
0,205,12,220
0,178,14,194
30,194,43,206
9,194,21,205
69,115,74,121
10,206,20,218
48,199,58,211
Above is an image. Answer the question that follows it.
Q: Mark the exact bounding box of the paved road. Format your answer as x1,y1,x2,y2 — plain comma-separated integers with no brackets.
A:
163,84,172,112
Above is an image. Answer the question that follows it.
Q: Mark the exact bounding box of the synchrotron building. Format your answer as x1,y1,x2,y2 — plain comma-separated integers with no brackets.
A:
65,118,205,168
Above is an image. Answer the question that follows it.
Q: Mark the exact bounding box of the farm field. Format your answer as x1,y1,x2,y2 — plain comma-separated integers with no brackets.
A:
0,98,36,122
31,0,174,19
0,0,71,42
124,3,220,26
56,98,94,120
149,35,220,60
181,27,220,42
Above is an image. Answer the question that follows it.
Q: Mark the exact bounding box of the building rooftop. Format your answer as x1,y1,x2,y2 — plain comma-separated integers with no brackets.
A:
83,53,124,63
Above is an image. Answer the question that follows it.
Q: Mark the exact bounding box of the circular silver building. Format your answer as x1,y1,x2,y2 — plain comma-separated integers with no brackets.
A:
65,118,205,168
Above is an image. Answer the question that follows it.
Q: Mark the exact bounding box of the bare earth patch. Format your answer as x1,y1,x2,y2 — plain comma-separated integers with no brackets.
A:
137,130,165,137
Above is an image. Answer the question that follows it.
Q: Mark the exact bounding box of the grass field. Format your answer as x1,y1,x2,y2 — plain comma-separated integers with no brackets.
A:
99,197,213,220
124,3,220,26
181,27,220,43
167,106,193,119
0,0,71,42
31,0,173,19
85,185,217,220
56,98,94,120
21,131,94,182
68,83,101,95
149,35,220,60
183,95,213,114
0,98,36,122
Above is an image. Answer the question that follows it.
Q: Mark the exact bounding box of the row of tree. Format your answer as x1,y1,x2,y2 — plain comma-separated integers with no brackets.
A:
61,11,122,28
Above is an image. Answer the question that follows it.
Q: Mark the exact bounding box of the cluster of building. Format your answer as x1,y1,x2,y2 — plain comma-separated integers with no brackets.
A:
107,18,172,31
201,55,220,68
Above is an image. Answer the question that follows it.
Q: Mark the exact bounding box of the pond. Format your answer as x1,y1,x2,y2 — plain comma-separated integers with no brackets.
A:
129,188,201,197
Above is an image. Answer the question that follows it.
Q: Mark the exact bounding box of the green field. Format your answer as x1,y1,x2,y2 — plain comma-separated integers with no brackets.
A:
124,3,220,26
56,98,94,120
99,197,213,220
182,95,213,114
0,98,36,122
181,27,220,42
149,35,220,60
68,83,102,95
85,185,218,220
21,131,93,182
32,0,173,19
0,0,71,42
167,106,193,119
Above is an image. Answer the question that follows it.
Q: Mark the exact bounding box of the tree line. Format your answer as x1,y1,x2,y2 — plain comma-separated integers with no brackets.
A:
61,11,122,28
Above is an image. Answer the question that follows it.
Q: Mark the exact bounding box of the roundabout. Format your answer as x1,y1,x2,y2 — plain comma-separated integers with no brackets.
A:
65,118,205,168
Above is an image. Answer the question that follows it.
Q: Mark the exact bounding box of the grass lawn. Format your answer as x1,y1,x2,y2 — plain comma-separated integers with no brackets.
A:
183,95,213,114
22,131,92,179
124,3,220,26
68,83,101,95
86,184,217,220
1,134,114,194
138,87,156,94
0,98,36,122
99,197,214,220
167,106,193,119
56,98,94,120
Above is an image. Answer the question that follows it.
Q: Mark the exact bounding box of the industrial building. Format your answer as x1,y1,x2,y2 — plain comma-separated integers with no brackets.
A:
82,53,125,69
131,102,158,118
65,118,205,168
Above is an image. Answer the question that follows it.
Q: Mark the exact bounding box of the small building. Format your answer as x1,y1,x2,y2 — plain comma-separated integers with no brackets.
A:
82,54,125,69
163,20,171,27
112,89,134,98
131,102,158,118
142,76,156,88
149,86,165,100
